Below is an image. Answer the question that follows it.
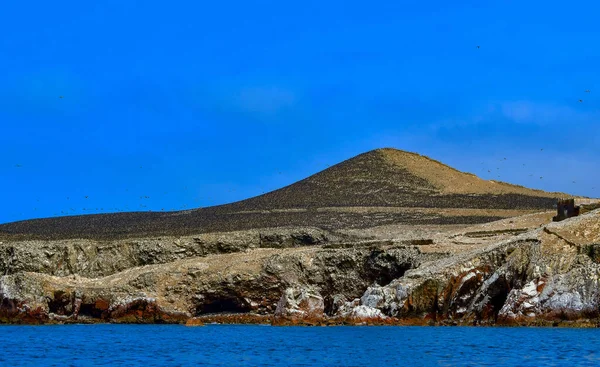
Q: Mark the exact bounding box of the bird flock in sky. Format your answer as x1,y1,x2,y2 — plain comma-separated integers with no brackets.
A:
474,46,592,190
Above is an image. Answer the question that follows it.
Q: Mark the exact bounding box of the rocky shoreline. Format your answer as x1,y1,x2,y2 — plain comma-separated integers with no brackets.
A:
2,208,599,327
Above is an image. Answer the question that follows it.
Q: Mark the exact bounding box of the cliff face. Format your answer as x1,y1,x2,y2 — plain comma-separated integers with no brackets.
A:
0,228,333,278
334,209,600,326
1,208,599,326
1,148,594,326
0,244,422,324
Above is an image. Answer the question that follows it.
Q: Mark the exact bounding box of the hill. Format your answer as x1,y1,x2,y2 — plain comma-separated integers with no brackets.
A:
0,148,568,240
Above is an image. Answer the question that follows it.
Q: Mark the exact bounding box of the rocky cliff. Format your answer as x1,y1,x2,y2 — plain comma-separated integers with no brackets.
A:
332,208,600,326
2,148,596,326
0,241,423,324
2,208,599,326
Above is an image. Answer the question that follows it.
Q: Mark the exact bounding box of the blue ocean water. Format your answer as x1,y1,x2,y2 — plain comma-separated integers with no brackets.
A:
0,325,598,366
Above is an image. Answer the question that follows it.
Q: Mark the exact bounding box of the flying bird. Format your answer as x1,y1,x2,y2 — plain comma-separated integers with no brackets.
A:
84,196,88,199
579,99,583,103
585,90,591,93
59,96,64,99
15,164,22,168
476,45,480,49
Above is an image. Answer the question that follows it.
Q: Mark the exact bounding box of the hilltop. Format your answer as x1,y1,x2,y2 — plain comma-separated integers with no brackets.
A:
0,148,567,240
227,148,564,209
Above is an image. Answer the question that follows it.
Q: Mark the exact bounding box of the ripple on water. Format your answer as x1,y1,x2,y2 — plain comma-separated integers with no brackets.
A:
0,325,599,366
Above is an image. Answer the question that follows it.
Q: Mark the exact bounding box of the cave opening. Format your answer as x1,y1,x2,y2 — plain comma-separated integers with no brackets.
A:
78,303,104,319
489,277,510,322
195,297,251,315
47,291,71,315
323,296,339,316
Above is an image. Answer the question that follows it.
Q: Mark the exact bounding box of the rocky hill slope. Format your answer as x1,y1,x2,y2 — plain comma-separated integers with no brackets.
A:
0,148,565,241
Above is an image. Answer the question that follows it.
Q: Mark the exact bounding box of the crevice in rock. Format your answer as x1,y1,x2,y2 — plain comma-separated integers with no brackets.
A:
462,229,529,239
291,233,323,246
6,247,14,275
323,297,335,316
364,249,414,287
580,244,600,264
543,227,578,247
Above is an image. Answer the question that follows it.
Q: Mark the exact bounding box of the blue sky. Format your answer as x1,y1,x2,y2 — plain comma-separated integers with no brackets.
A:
1,1,599,223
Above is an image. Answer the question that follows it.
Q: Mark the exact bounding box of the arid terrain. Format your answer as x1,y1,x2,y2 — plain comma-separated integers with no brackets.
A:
1,148,599,326
0,149,563,241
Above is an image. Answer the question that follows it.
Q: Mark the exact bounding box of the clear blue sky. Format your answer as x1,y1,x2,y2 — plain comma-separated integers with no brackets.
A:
1,1,599,224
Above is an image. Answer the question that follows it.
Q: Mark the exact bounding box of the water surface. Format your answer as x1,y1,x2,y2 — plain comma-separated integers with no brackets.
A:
0,325,598,366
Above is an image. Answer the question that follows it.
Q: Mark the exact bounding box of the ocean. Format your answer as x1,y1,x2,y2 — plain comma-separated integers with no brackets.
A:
0,324,598,366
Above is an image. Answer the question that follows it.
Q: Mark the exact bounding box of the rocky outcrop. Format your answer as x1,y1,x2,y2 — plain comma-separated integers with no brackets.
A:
0,227,334,278
0,245,421,324
337,209,600,326
273,286,325,325
1,209,599,326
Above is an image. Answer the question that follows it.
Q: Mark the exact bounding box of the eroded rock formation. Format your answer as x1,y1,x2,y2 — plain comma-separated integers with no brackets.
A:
0,241,422,324
337,209,600,326
1,209,598,326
